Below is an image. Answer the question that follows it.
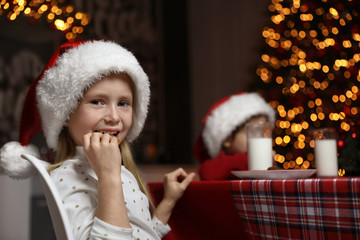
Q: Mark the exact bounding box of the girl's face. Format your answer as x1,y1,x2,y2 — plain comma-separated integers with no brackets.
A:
223,115,268,154
67,73,133,146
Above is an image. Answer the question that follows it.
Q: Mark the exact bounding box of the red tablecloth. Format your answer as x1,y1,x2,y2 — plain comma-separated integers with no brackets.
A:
231,177,360,240
148,181,247,240
148,177,360,240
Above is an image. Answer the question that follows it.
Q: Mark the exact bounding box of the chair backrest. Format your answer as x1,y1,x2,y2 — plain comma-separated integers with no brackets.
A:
21,154,74,240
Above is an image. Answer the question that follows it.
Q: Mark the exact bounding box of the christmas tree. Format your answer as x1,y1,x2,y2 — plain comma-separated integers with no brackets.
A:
254,0,360,175
0,0,90,41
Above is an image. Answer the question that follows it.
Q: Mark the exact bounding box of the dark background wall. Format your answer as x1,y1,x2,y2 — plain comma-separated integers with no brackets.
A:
161,1,192,163
188,0,269,144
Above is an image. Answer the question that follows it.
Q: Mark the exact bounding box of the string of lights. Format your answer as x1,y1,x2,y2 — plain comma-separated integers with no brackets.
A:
0,0,90,41
256,0,360,175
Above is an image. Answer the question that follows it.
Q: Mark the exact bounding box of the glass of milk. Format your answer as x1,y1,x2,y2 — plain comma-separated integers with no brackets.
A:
313,128,338,177
246,122,273,170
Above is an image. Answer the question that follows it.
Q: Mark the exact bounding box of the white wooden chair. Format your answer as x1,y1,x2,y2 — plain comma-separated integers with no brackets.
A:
21,154,75,240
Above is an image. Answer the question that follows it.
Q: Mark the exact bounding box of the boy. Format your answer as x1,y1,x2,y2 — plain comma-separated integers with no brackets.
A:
193,92,276,180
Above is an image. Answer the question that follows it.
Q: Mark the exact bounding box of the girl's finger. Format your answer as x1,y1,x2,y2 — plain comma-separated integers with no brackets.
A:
101,133,111,143
179,172,196,188
109,135,119,145
166,168,190,182
90,132,102,144
174,168,189,181
83,133,91,148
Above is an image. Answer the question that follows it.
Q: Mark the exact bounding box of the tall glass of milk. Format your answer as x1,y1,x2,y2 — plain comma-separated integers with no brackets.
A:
246,122,273,170
314,128,338,177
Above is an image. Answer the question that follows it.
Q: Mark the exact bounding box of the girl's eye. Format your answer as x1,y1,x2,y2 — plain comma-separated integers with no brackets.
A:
90,100,103,105
118,101,129,107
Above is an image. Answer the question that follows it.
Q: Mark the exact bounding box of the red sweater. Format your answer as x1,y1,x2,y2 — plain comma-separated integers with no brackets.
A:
198,151,248,180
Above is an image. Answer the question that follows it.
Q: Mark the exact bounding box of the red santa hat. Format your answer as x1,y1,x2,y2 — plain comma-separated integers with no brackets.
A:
0,40,150,179
193,92,276,163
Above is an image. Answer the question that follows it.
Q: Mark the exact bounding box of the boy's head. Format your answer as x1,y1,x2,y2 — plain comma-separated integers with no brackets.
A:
222,114,268,155
193,92,276,163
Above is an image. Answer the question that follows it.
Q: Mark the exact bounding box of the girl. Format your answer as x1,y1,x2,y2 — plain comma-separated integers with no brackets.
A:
0,40,195,239
193,92,276,180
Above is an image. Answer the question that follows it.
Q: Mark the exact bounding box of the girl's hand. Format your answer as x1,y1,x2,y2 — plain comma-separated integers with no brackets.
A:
163,168,195,203
155,168,196,224
83,132,130,228
83,132,122,178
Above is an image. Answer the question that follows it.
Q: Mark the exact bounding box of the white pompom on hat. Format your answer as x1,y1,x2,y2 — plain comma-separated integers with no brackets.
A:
0,40,150,179
0,141,40,179
193,92,276,163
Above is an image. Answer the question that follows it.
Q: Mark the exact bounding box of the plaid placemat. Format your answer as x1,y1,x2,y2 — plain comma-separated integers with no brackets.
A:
231,177,360,240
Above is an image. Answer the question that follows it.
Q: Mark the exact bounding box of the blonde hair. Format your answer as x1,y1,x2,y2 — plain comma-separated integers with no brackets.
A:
47,128,76,173
120,140,155,215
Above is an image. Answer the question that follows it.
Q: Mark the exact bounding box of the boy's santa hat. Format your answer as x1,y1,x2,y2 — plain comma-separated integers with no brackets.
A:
193,92,276,163
0,40,150,179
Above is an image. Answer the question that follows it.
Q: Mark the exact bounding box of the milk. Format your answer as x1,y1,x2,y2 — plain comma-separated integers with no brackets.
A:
315,139,338,177
247,138,273,170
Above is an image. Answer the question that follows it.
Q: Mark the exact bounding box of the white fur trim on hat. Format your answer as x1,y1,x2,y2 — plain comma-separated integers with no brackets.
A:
202,93,275,158
36,41,150,150
0,141,40,179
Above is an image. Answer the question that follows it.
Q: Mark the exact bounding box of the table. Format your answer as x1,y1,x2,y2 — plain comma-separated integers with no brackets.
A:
148,177,360,240
148,181,247,240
